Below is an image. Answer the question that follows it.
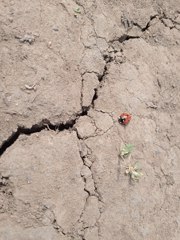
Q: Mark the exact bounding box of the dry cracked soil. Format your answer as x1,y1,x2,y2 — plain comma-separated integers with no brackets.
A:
0,0,180,239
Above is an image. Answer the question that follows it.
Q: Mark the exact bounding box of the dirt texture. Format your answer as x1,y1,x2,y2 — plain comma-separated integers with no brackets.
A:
0,0,180,239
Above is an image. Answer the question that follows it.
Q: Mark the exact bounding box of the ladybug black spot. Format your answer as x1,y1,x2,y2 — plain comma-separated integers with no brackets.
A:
118,117,125,123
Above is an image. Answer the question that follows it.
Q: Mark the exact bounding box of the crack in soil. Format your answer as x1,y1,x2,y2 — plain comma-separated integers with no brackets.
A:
119,34,140,42
0,38,115,157
90,55,110,109
108,15,160,44
141,14,159,31
52,219,66,236
77,140,104,240
0,29,136,236
134,13,180,32
0,60,108,156
0,31,134,239
109,34,140,44
0,109,89,156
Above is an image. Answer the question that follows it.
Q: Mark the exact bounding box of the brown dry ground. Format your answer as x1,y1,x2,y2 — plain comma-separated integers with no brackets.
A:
0,0,180,239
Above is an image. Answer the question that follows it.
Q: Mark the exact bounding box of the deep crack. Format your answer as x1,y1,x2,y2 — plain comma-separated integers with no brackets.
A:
109,34,141,44
90,56,110,109
118,34,140,42
0,109,89,156
91,88,98,108
141,14,159,31
0,26,132,157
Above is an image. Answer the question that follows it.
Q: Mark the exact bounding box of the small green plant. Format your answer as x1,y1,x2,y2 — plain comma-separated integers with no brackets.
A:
125,162,143,181
120,144,134,159
74,7,81,14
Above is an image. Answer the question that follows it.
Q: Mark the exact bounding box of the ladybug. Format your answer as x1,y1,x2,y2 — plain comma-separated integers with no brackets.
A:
118,113,131,125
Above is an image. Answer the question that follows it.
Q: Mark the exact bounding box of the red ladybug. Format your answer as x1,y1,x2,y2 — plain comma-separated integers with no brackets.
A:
118,113,131,125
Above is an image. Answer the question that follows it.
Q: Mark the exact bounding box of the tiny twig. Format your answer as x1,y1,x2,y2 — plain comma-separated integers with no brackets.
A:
25,84,36,90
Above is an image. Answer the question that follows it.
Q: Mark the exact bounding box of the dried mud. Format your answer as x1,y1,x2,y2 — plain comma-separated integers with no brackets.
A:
0,0,180,239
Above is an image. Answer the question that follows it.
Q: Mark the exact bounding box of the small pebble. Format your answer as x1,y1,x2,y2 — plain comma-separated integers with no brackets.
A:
52,27,59,31
48,41,52,48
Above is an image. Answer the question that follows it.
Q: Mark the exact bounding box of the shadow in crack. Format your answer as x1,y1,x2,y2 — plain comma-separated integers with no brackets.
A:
0,119,77,156
0,105,91,156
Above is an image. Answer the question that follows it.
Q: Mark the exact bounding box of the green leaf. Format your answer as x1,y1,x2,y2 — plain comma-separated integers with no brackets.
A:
125,162,143,181
120,144,134,157
74,8,81,14
133,162,141,171
131,168,143,180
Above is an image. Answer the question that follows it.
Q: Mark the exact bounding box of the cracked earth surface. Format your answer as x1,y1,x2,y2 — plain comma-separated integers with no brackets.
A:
0,0,180,239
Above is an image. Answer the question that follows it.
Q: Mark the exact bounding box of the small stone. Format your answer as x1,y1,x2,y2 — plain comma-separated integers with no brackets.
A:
19,34,35,44
47,41,52,48
52,26,59,31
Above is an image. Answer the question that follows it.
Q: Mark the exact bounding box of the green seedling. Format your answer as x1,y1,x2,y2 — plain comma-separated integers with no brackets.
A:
74,7,81,14
125,162,143,181
120,144,134,159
